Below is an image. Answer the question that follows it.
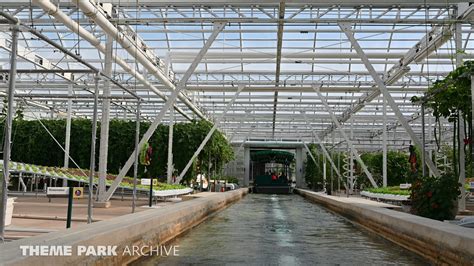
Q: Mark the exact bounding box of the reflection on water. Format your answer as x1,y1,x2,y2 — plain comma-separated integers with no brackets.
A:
136,194,427,265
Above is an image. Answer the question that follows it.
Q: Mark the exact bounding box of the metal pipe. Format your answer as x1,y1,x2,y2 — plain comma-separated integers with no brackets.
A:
421,103,426,178
167,107,174,184
0,23,18,243
132,101,140,213
63,84,72,186
87,74,100,224
97,36,113,201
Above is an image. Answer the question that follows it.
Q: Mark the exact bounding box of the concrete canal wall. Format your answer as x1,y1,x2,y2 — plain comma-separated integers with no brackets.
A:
296,189,474,265
0,188,248,265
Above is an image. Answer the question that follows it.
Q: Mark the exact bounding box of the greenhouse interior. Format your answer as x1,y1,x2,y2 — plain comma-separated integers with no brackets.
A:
0,0,473,265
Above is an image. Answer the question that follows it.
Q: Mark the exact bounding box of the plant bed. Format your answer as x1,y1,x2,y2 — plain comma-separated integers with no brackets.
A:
360,191,410,202
1,160,188,196
361,186,411,203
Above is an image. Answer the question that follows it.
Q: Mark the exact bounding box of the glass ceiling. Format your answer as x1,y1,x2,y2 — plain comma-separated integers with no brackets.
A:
0,1,470,151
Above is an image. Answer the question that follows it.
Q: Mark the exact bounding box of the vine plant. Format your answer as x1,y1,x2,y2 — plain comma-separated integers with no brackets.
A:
411,60,474,176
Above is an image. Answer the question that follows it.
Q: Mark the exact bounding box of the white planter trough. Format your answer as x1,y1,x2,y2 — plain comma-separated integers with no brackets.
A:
360,191,409,202
5,197,16,226
152,188,193,197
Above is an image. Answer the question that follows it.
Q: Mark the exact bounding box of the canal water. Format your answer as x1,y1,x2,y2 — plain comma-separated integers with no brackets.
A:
137,194,427,265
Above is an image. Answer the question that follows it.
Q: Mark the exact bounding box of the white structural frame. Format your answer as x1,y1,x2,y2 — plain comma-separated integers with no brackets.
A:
1,1,473,202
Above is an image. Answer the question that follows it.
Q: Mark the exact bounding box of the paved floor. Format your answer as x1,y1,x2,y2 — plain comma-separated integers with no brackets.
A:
5,194,181,241
309,192,403,209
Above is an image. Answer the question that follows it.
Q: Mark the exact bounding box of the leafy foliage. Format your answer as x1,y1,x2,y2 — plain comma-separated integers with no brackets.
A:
357,150,416,188
1,118,234,184
304,144,345,191
366,186,410,196
411,61,474,176
410,173,461,221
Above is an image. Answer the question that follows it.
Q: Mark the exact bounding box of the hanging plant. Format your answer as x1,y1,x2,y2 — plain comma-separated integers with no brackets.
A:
139,142,152,166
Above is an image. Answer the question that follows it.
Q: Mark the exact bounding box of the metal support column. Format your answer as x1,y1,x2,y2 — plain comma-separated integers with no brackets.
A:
97,36,113,202
455,23,466,211
63,84,73,186
177,85,245,183
295,147,304,188
132,101,140,213
339,22,440,177
0,24,18,242
315,87,378,188
323,152,327,191
244,147,250,187
167,108,174,184
382,96,388,187
421,104,427,177
87,73,100,223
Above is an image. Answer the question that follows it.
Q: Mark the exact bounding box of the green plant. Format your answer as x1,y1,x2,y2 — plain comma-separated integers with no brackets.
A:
412,61,474,177
410,173,461,221
356,150,417,188
304,144,345,190
0,118,233,184
366,186,410,196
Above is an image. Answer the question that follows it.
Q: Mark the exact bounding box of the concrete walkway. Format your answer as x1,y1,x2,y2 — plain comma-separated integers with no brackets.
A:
312,192,403,209
5,194,181,241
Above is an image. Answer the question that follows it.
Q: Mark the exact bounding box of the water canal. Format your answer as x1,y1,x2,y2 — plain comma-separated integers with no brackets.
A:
137,194,427,265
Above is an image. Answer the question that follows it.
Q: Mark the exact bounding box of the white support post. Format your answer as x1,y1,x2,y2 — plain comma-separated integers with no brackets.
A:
244,147,250,186
87,73,100,223
0,24,18,242
382,96,388,187
472,74,474,180
176,85,245,183
97,35,113,201
455,22,466,211
132,101,140,213
167,107,174,184
315,87,378,188
301,114,348,190
323,151,327,190
339,22,440,177
100,22,225,201
63,84,73,186
350,118,355,190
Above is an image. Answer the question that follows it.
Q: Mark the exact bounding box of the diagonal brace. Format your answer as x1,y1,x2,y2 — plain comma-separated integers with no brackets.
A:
315,87,378,188
101,22,226,201
339,22,440,177
176,85,245,183
301,113,348,191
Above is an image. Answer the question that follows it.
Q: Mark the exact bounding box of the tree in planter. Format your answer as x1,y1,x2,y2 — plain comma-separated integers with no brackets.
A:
410,172,460,221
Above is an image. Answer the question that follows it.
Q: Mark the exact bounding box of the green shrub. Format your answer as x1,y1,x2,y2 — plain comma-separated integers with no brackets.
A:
410,173,460,221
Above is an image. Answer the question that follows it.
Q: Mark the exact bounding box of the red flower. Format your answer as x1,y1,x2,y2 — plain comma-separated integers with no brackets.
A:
431,203,439,209
426,191,433,198
464,138,471,145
